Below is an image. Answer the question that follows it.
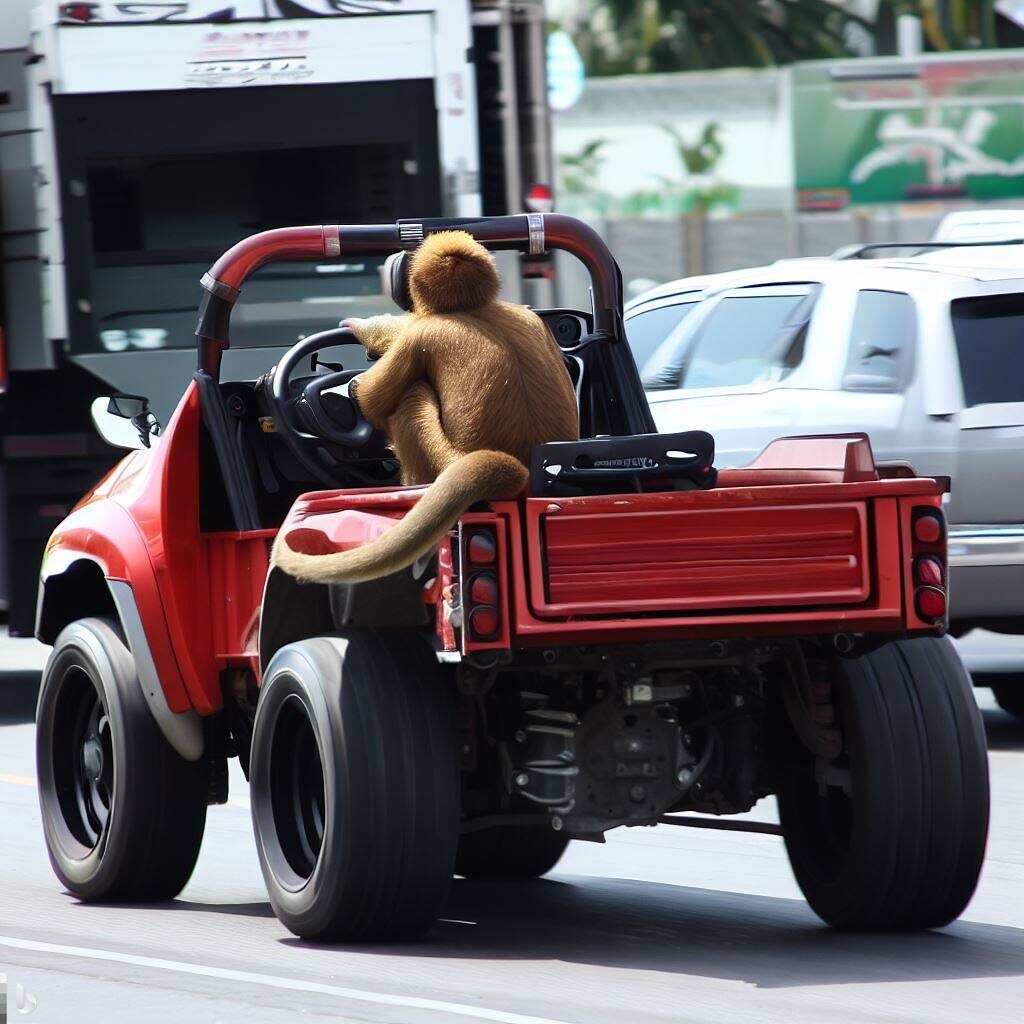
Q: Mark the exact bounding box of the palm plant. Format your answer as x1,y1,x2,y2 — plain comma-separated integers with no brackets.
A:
587,0,868,73
578,1,1007,74
895,1,999,49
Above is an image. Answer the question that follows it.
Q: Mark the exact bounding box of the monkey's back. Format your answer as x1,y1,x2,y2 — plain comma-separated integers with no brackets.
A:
414,301,579,467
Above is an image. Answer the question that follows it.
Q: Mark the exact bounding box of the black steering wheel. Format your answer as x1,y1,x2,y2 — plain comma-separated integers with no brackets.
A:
269,326,377,485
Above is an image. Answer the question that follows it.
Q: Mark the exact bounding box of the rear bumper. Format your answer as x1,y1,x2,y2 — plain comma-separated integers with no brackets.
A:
949,526,1024,619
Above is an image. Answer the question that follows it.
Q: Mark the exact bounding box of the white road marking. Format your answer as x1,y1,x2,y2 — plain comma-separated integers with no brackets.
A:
0,935,571,1024
0,773,36,787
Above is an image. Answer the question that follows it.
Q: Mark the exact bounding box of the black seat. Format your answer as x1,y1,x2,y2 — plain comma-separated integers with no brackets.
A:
530,430,717,497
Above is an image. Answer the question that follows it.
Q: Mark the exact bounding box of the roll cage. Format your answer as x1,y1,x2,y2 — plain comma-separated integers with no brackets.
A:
192,214,657,531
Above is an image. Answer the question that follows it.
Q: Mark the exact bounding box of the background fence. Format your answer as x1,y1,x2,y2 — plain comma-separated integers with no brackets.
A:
554,200,1024,308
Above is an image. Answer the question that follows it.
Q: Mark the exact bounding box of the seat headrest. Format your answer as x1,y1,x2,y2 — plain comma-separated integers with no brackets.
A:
382,251,413,311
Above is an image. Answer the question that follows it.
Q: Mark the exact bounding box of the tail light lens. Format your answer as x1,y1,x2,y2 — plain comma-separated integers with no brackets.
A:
913,511,944,545
461,526,503,644
911,507,947,625
469,572,499,606
468,605,499,639
916,586,947,621
467,530,497,565
914,555,944,588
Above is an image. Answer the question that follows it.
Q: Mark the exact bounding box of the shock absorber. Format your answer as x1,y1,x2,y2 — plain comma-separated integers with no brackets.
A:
510,699,579,814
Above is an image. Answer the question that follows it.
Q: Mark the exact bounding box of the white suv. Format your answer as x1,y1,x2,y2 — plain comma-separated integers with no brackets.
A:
625,242,1024,715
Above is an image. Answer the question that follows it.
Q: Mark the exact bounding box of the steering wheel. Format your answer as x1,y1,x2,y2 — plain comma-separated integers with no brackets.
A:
269,326,377,486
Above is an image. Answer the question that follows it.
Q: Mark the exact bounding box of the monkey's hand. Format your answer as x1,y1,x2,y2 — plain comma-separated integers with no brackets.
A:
342,314,410,359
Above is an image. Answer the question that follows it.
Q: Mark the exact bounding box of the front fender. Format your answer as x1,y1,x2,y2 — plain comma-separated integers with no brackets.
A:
40,498,192,717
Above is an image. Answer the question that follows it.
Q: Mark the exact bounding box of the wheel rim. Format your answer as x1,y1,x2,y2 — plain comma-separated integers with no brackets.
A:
268,694,326,884
53,666,114,852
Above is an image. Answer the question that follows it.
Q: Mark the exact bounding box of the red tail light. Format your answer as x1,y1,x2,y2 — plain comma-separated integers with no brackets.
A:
467,530,497,565
911,507,947,624
913,512,943,545
469,606,499,639
469,572,499,606
914,555,944,588
461,526,504,645
915,587,946,621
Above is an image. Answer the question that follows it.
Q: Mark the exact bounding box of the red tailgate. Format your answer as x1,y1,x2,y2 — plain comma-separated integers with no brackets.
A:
527,498,869,617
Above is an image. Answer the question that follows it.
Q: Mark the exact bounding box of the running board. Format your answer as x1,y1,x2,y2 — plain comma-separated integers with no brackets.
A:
658,815,783,836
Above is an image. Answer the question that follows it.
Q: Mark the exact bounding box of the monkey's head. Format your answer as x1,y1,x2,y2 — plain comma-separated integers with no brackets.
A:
408,230,500,315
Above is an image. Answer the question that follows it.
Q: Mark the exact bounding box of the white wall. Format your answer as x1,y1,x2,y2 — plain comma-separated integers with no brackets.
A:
553,67,793,213
0,0,38,49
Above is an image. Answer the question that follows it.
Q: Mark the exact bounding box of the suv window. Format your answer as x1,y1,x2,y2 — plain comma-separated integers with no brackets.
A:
625,296,699,374
952,294,1024,406
642,285,817,391
842,290,916,392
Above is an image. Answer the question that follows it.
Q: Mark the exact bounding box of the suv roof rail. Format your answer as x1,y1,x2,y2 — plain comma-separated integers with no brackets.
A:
831,239,1024,260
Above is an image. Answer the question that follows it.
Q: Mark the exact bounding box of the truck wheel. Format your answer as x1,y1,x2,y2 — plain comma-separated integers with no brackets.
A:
456,825,568,880
990,680,1024,718
36,618,208,901
779,636,989,930
250,631,458,940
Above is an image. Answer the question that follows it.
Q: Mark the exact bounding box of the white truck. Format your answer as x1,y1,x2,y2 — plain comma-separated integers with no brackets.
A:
625,241,1024,716
0,0,551,634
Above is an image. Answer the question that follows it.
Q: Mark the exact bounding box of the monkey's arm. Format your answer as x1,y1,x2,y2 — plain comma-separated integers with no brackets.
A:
350,333,428,428
342,314,411,359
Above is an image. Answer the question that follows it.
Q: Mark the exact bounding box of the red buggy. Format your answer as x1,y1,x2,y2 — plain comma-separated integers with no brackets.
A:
34,215,988,940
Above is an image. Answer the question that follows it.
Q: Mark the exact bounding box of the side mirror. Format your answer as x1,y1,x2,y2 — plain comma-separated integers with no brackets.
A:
91,395,161,450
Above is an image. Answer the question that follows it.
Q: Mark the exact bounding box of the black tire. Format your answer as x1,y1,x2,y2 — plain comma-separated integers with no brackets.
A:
778,636,989,930
456,825,569,880
250,631,459,941
990,679,1024,718
36,617,208,901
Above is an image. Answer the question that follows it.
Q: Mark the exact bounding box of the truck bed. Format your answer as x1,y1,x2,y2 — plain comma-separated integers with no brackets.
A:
277,435,947,653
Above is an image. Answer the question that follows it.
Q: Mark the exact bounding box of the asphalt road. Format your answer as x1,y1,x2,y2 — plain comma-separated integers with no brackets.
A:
2,635,1023,1024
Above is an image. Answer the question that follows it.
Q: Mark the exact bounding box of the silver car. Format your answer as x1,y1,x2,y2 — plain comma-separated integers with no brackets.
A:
625,243,1024,715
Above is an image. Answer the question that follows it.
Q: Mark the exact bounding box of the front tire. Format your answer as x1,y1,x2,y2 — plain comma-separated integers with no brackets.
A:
250,631,459,941
779,636,989,930
36,618,208,901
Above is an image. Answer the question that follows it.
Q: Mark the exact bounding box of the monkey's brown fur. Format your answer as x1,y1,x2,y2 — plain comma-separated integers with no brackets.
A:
272,230,579,584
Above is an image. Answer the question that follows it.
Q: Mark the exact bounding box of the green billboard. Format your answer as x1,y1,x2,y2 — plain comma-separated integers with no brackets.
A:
792,51,1024,211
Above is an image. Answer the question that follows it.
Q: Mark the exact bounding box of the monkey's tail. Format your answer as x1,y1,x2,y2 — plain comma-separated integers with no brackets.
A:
272,450,527,584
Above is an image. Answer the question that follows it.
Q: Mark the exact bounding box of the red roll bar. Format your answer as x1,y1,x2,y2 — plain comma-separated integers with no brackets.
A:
195,213,652,436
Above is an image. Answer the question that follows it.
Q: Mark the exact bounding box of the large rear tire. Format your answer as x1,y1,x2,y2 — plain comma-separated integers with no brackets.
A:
779,636,989,930
456,825,568,880
36,618,208,901
250,631,459,941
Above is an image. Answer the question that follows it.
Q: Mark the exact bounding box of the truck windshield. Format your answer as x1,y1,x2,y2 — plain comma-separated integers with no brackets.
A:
54,80,441,357
86,146,394,354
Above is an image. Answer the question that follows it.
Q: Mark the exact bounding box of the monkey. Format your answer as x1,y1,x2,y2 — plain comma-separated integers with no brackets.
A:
272,229,579,584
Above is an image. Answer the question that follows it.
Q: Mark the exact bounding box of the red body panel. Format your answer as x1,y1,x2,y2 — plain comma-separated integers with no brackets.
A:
43,392,945,715
277,468,945,653
42,383,272,714
498,485,944,646
531,500,870,615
